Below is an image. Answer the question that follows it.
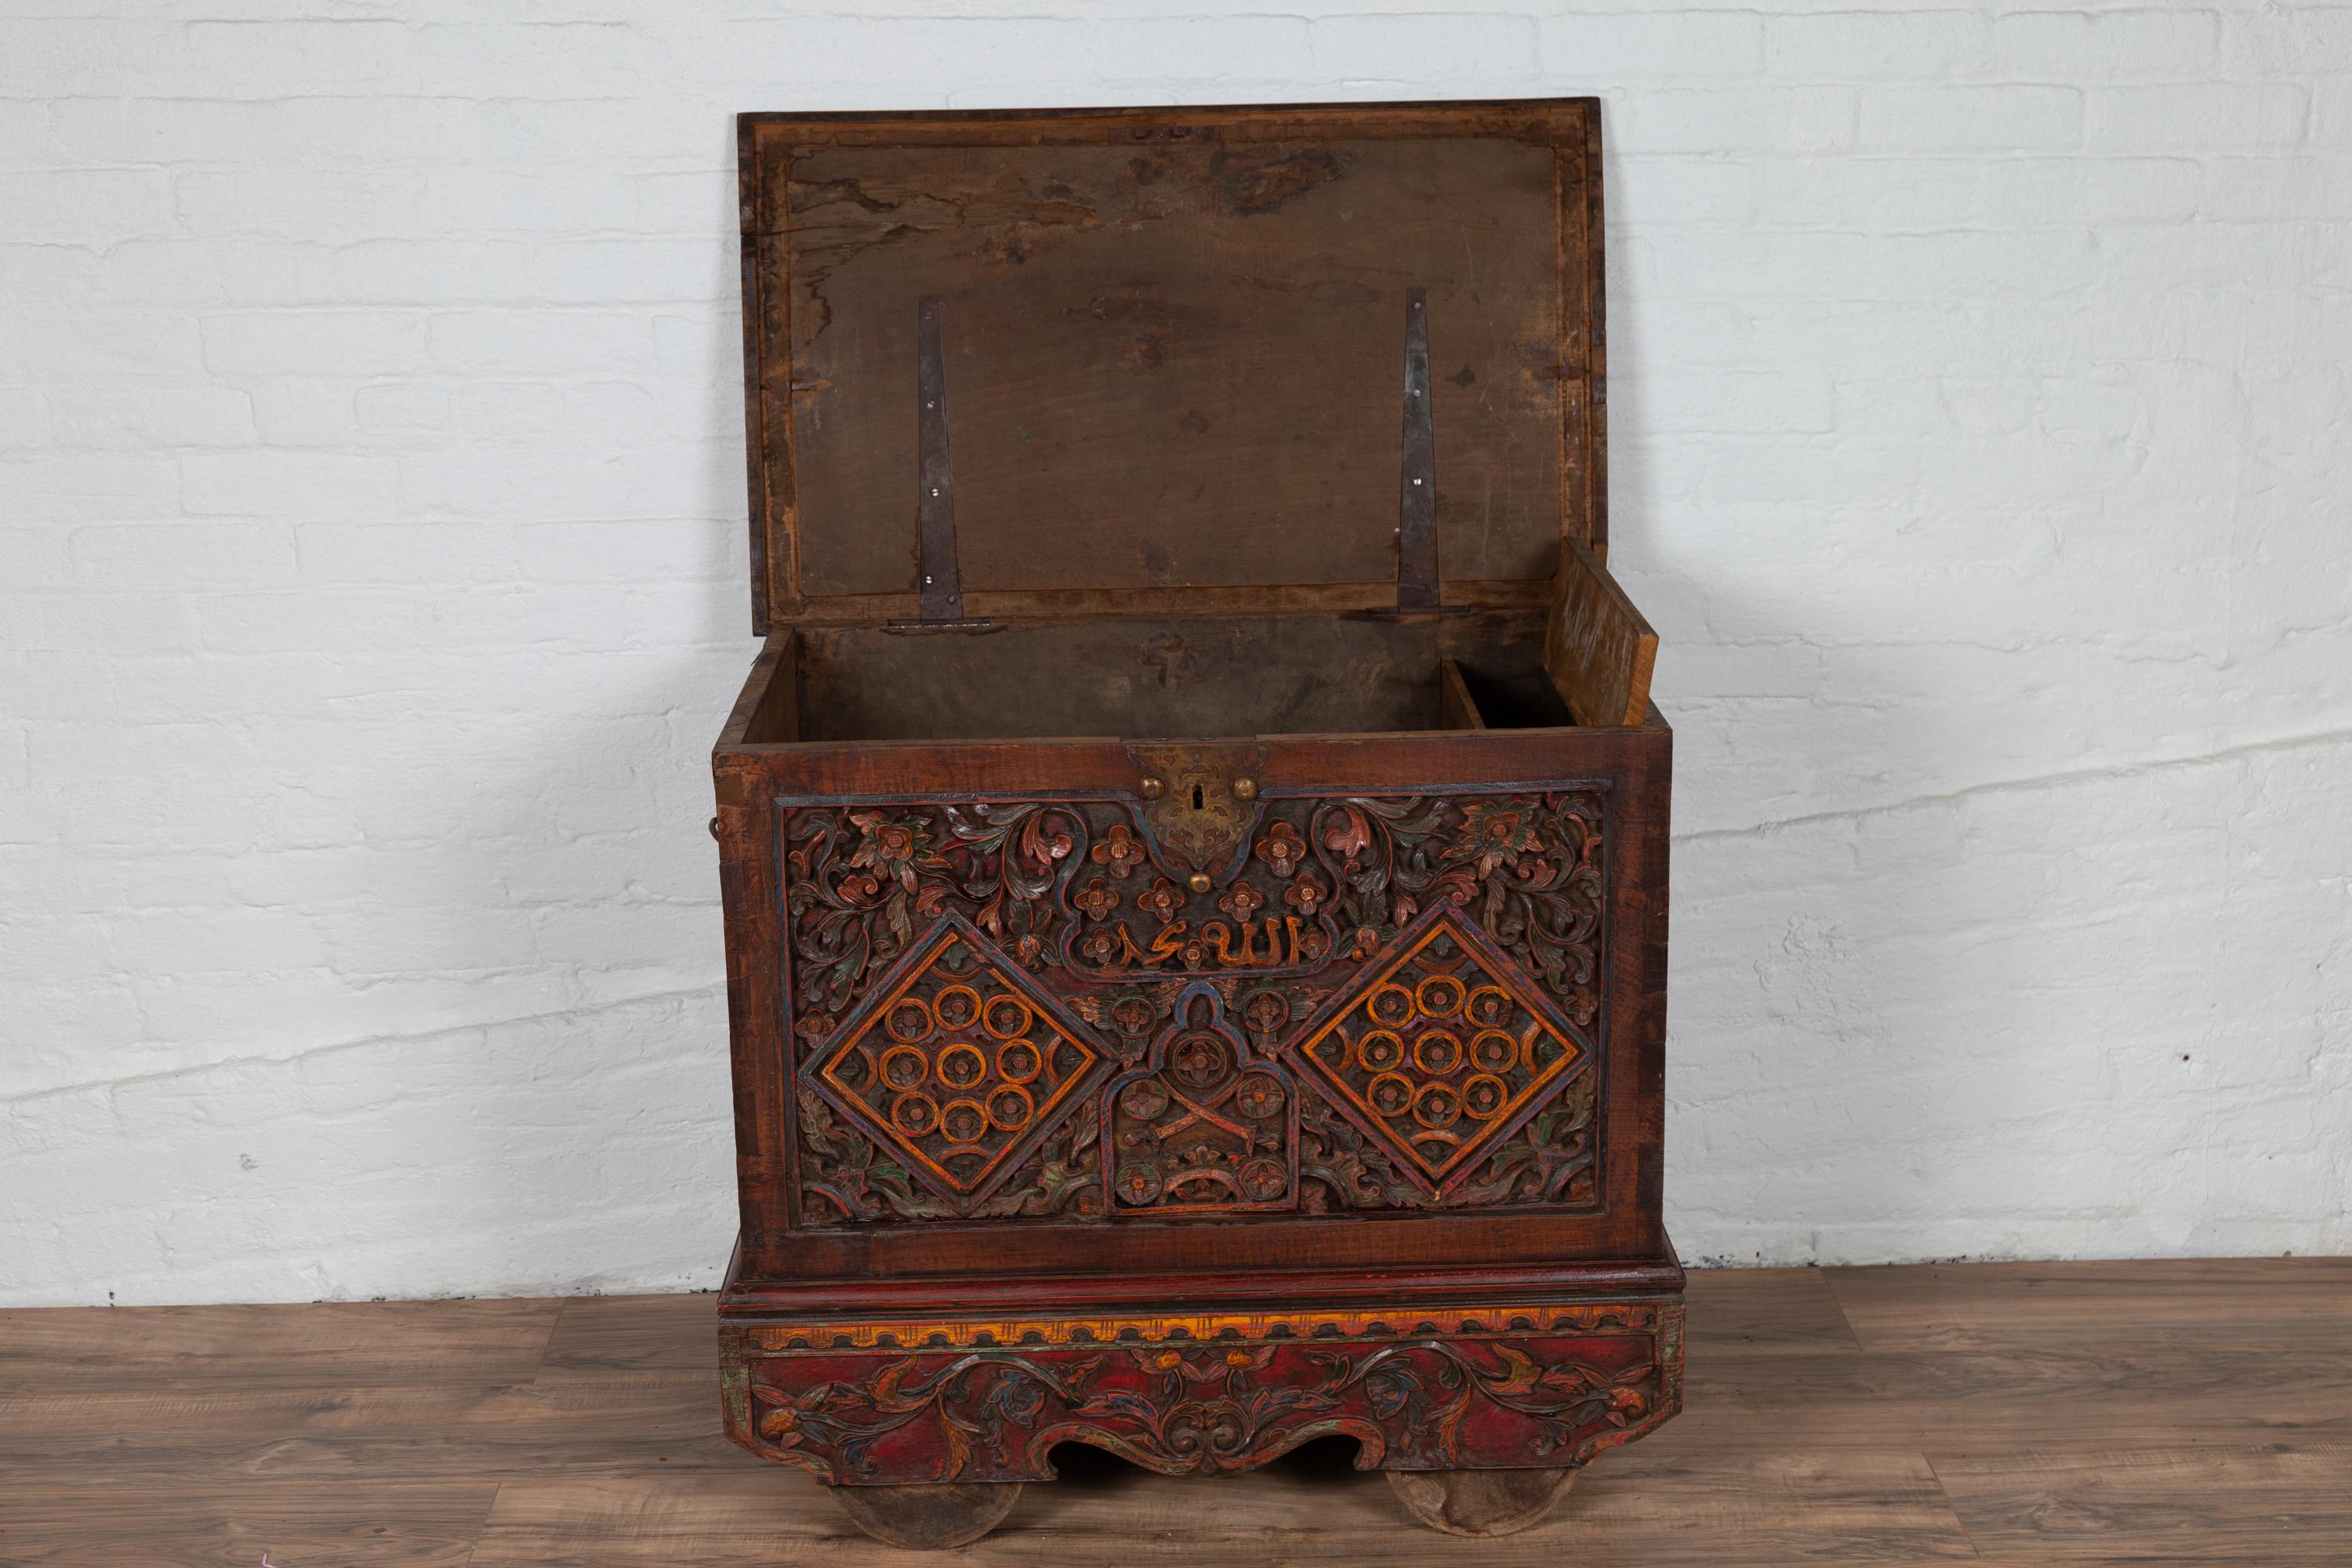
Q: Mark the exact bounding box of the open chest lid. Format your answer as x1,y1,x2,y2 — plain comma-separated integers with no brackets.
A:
736,98,1606,635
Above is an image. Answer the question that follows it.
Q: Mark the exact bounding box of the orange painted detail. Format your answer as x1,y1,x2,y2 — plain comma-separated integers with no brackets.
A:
1288,906,1588,1192
748,1298,1657,1352
813,916,1108,1207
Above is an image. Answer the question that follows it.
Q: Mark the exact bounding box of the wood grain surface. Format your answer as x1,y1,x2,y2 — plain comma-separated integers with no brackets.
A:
3,1259,2346,1564
1544,535,1657,726
738,99,1606,630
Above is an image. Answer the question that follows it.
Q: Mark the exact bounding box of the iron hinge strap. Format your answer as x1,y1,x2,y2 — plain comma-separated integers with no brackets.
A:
1396,286,1441,612
913,296,967,625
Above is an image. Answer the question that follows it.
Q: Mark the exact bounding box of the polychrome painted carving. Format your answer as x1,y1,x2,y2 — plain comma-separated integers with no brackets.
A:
723,1301,1678,1486
782,790,1607,1227
803,916,1110,1222
1104,984,1298,1214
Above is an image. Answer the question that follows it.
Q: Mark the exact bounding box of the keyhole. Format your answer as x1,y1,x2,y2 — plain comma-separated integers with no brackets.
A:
1190,783,1204,811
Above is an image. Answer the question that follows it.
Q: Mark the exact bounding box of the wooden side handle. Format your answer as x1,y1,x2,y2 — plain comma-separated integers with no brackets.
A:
1544,539,1658,727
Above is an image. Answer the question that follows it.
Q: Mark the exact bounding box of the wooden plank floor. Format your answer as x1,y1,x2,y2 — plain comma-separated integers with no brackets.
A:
2,1260,2347,1565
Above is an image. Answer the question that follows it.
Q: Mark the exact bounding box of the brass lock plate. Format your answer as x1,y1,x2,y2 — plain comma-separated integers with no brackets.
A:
1126,742,1268,875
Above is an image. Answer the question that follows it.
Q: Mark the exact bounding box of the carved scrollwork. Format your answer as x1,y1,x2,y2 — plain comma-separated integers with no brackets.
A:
1307,793,1606,1018
1102,984,1297,1214
783,791,1608,1227
1290,906,1591,1200
1299,1066,1597,1214
800,916,1109,1223
728,1304,1675,1485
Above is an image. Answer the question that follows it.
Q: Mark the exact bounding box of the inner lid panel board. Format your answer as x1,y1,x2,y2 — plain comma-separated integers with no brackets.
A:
741,102,1603,627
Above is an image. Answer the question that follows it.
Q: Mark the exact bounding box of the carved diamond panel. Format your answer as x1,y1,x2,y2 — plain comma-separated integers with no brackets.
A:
1288,906,1587,1196
784,790,1609,1223
812,914,1107,1212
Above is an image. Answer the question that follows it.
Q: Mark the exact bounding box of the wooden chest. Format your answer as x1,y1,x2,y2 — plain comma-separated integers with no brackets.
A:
712,99,1679,1547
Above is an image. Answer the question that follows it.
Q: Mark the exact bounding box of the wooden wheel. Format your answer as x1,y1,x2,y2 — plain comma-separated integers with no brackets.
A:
829,1481,1023,1549
1385,1466,1577,1537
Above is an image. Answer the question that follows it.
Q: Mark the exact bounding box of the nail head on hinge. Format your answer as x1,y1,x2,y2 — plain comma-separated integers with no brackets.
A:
1396,284,1440,612
916,296,964,623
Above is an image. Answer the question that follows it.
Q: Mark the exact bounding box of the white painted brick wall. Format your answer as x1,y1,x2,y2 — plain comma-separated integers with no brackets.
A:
2,2,2347,1306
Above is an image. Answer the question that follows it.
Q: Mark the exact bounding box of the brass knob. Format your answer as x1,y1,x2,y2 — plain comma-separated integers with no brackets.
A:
1138,775,1166,800
1231,777,1258,801
1187,872,1213,895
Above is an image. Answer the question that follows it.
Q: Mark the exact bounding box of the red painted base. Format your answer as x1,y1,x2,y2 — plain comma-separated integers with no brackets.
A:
719,1294,1682,1487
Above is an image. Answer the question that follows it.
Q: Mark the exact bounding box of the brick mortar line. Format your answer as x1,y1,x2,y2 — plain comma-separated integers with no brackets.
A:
1676,721,2352,844
0,983,720,1109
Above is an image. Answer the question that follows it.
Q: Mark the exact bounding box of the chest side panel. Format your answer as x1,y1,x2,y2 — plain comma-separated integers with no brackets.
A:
780,786,1606,1230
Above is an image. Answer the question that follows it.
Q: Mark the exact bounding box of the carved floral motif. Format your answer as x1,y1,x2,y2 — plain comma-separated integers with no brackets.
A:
1292,909,1586,1197
1104,985,1296,1214
726,1305,1675,1485
783,791,1607,1227
1300,1069,1598,1213
803,916,1109,1221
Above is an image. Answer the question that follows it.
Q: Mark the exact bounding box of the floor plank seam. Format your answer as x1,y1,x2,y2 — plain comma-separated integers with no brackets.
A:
1813,1265,1874,1354
456,1478,504,1568
1918,1450,1990,1563
9,1263,2350,1560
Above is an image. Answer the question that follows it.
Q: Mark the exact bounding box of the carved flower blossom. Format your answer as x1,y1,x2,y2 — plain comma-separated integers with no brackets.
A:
1137,877,1186,926
752,1381,832,1444
1218,882,1265,923
1079,928,1123,967
1254,820,1307,878
846,810,942,893
1112,997,1155,1036
1091,823,1149,879
1232,1075,1284,1119
1074,877,1121,921
1243,991,1289,1038
1117,1168,1163,1205
1349,927,1382,959
1282,876,1325,916
1453,800,1545,880
1320,804,1374,871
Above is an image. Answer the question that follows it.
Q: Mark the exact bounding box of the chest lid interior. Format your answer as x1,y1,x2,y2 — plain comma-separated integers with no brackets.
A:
737,99,1606,635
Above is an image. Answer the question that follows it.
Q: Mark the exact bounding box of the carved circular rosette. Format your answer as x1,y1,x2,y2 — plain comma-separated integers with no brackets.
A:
1294,904,1595,1205
1102,985,1298,1214
803,921,1109,1225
